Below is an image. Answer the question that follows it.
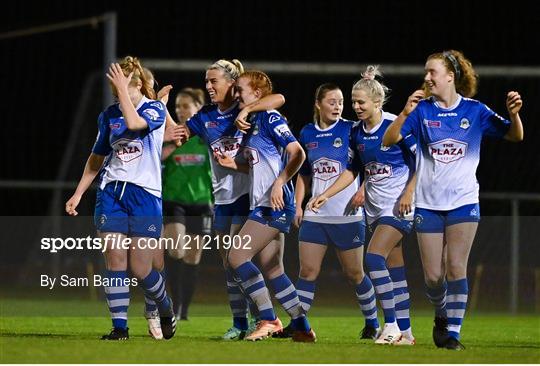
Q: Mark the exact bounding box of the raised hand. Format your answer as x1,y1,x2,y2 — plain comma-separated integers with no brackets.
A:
106,63,132,94
506,91,523,116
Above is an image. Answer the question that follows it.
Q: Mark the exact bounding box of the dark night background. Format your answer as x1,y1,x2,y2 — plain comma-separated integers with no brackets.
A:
1,1,539,310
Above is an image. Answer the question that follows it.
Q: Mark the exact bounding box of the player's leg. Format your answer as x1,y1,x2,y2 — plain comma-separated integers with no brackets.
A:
227,219,284,341
329,221,380,339
100,231,130,340
415,208,448,347
387,243,415,345
365,222,404,344
95,184,131,340
443,216,478,350
214,199,250,340
175,205,210,321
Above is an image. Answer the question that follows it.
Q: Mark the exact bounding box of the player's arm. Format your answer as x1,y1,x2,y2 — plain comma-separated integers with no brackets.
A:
214,152,250,173
383,89,424,146
235,93,286,132
503,91,524,142
306,169,358,212
65,153,106,216
398,172,416,217
293,173,311,228
106,63,149,131
270,141,305,211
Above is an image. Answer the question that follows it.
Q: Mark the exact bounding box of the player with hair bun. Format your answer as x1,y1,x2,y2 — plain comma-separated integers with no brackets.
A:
308,65,417,345
65,56,176,341
383,50,524,349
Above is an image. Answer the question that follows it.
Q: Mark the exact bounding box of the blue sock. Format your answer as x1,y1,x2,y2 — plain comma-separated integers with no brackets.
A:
355,274,379,328
144,270,166,313
226,269,248,330
269,273,307,329
235,261,275,321
140,270,172,315
296,278,316,313
447,278,468,340
366,253,396,324
426,281,448,318
104,270,130,329
389,266,411,332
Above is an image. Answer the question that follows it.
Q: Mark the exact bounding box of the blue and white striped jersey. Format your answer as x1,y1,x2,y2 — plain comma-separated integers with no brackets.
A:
401,95,511,210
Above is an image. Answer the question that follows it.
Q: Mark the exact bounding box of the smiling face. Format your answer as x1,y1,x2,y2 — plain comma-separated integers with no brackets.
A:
424,58,454,98
235,76,260,109
351,88,379,122
205,68,234,105
316,89,344,125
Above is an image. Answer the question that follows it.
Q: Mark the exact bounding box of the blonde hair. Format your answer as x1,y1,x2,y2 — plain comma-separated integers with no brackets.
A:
352,65,390,107
424,50,478,98
110,56,155,99
207,59,244,81
238,70,273,98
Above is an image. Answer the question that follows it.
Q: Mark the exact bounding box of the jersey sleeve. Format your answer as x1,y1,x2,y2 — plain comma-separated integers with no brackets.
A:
140,101,166,132
400,105,422,138
398,133,417,172
297,128,311,176
92,112,112,156
479,103,511,138
267,114,297,148
346,127,362,174
186,112,204,138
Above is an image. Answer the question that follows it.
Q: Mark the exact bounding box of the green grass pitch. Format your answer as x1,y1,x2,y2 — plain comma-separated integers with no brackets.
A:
1,298,539,363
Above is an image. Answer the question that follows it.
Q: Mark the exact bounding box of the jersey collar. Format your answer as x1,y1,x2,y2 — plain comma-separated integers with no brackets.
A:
433,94,462,111
361,111,386,134
314,119,339,132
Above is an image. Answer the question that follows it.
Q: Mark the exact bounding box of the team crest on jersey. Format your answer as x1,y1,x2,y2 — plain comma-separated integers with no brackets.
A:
269,114,280,124
273,124,292,139
460,118,470,129
312,158,341,181
142,108,160,121
364,161,392,182
333,137,343,148
150,102,164,110
211,136,242,157
112,138,143,162
428,138,468,164
242,147,260,166
306,142,318,150
252,123,259,135
205,121,218,128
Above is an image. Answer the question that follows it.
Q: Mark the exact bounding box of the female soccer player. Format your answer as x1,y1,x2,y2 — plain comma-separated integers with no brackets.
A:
65,56,176,340
178,59,286,340
307,67,417,345
289,83,380,340
161,88,212,323
382,50,524,349
223,70,316,342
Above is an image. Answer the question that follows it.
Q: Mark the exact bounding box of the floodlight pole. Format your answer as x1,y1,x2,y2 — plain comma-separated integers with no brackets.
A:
103,12,117,108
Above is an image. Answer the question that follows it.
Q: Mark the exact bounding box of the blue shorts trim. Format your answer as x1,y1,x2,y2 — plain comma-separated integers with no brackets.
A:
368,216,414,236
248,206,295,233
415,203,481,233
213,194,250,233
94,182,162,238
299,220,366,250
